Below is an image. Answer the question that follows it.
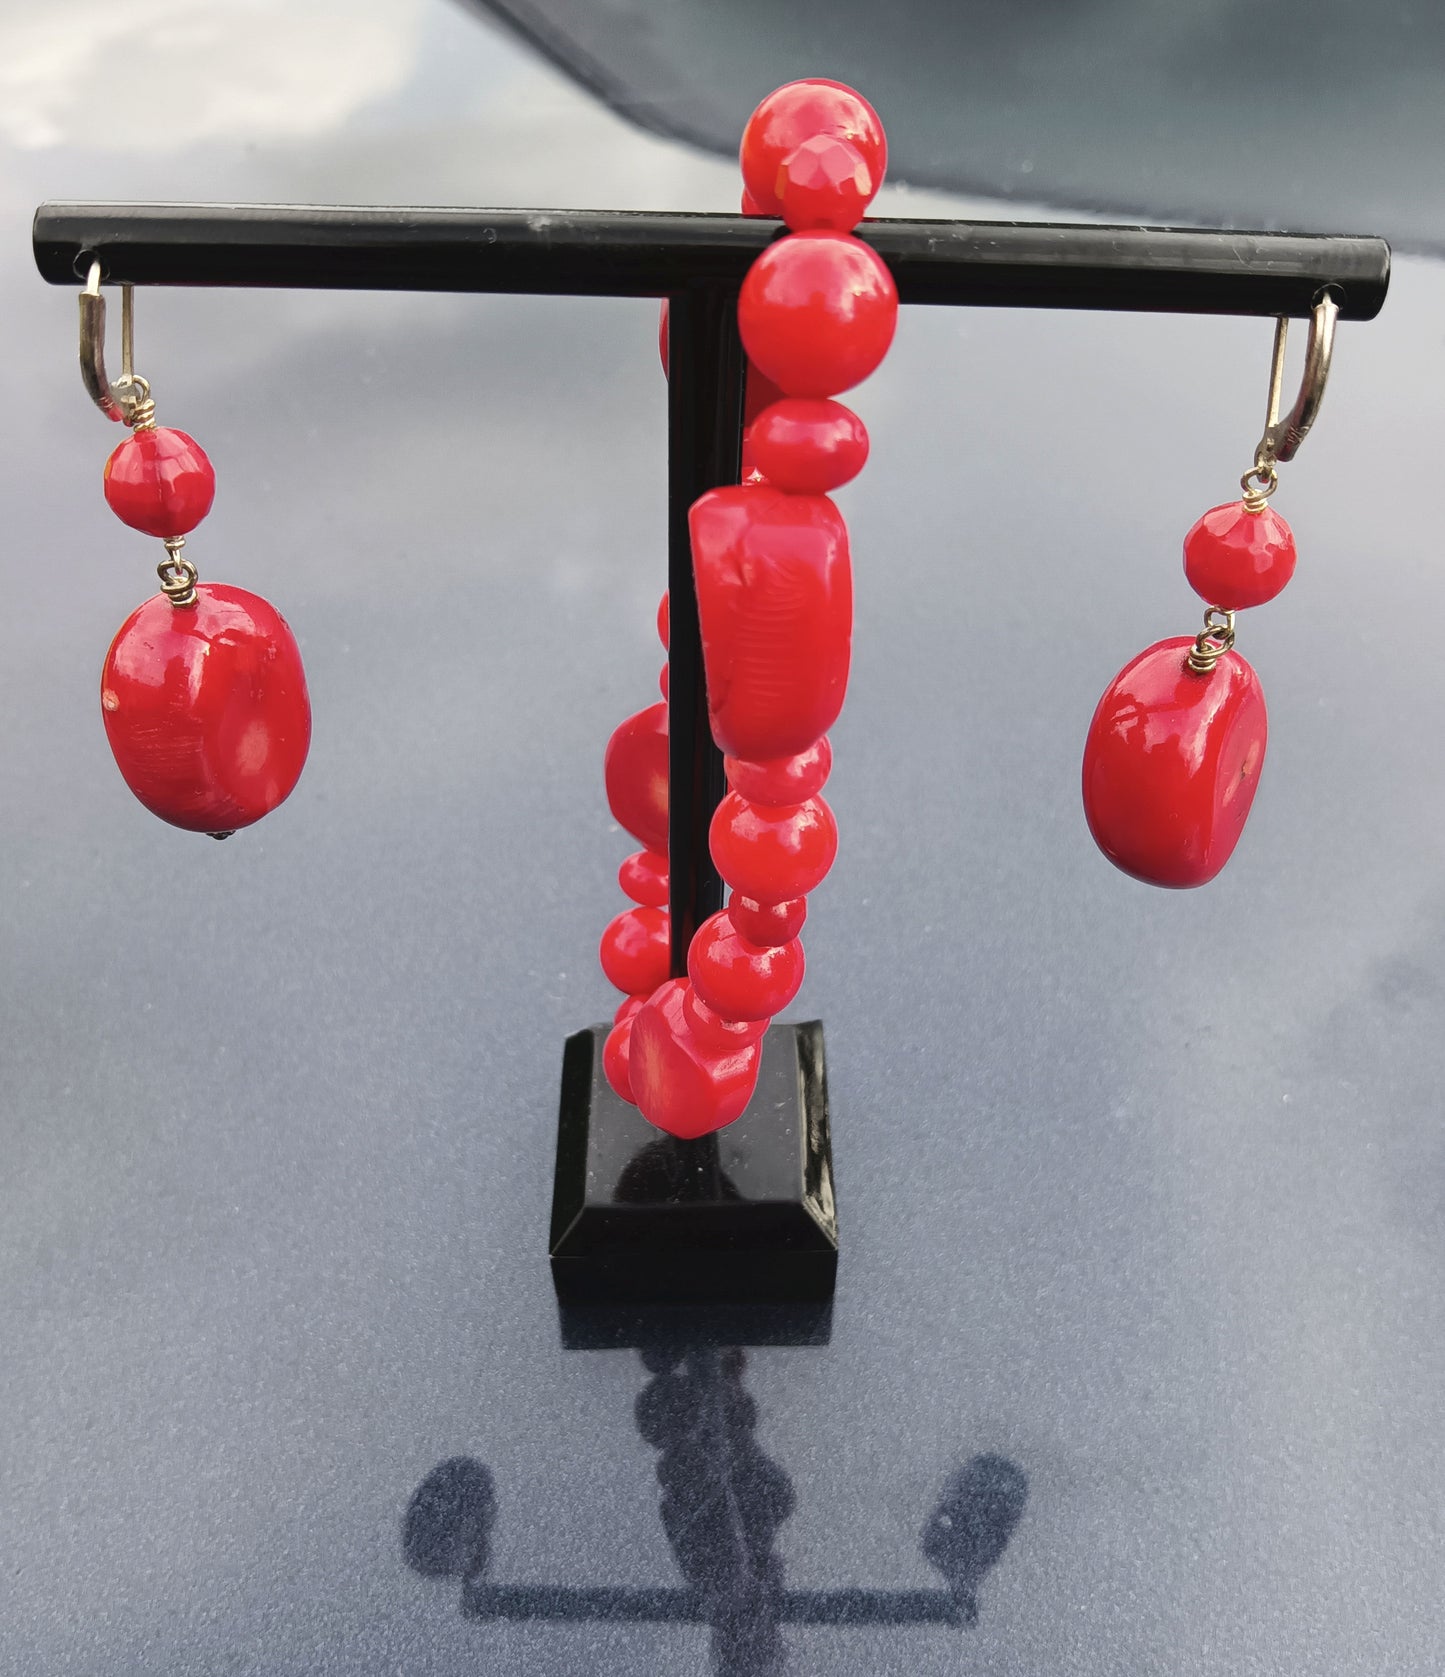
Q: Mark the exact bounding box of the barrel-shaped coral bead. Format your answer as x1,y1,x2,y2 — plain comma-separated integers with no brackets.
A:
748,400,869,494
709,792,838,900
1184,501,1297,610
726,738,832,805
103,427,216,538
688,911,805,1022
599,905,670,995
619,849,669,908
630,978,762,1138
738,232,897,398
778,135,875,232
730,894,808,946
740,78,887,216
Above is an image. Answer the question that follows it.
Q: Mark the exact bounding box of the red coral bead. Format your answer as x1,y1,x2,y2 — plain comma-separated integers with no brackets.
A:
630,978,762,1138
748,400,869,494
725,737,832,804
658,300,670,378
603,1014,638,1104
778,135,875,232
615,993,648,1028
739,232,897,398
1082,637,1268,888
710,792,839,900
656,591,669,649
691,485,851,759
619,848,669,908
604,701,669,853
730,894,808,946
100,583,309,833
682,986,768,1049
739,79,887,216
1184,501,1298,610
687,910,805,1022
103,427,216,538
598,905,671,995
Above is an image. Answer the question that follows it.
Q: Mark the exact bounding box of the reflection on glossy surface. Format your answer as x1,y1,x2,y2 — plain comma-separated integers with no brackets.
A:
100,582,310,833
405,1331,1027,1673
739,79,887,220
1082,636,1268,888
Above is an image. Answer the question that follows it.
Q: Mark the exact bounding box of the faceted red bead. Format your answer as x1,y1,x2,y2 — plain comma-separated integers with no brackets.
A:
748,400,869,494
100,583,309,833
726,737,832,804
630,978,762,1138
710,792,839,900
682,986,768,1049
603,1015,638,1104
1082,636,1268,888
691,485,852,759
604,701,669,853
1184,501,1297,610
738,231,898,398
598,905,671,995
778,135,875,233
103,427,216,539
619,848,669,908
688,911,804,1022
739,79,887,217
730,894,808,946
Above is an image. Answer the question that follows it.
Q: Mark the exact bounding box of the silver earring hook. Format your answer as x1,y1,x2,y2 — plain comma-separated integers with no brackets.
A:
1256,293,1337,467
79,260,147,424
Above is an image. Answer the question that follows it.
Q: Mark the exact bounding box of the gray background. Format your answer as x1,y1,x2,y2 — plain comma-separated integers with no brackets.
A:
1,2,1441,1673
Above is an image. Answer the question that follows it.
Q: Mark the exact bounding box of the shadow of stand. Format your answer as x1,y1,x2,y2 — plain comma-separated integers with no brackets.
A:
404,1338,1029,1673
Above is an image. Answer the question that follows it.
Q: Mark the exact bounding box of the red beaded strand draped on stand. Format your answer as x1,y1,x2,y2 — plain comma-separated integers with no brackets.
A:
597,79,896,1139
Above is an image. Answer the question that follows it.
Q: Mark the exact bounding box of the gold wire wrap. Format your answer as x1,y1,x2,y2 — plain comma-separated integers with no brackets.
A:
1187,607,1236,674
158,536,198,607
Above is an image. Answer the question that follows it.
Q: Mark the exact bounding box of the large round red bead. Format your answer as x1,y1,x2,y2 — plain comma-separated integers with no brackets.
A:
739,79,887,216
103,427,216,538
604,702,669,854
1184,501,1297,610
709,792,839,900
100,583,309,833
598,905,671,995
1082,637,1268,888
738,232,897,398
687,910,805,1022
630,978,762,1138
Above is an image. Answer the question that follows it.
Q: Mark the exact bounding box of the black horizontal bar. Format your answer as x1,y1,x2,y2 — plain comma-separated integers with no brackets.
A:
461,1581,966,1626
33,203,1389,318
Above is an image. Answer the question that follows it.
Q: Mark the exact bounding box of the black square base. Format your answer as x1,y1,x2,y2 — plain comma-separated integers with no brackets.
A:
548,1019,838,1306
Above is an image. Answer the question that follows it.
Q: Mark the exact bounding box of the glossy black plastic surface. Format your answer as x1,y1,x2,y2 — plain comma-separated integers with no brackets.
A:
550,1022,838,1304
33,202,1390,317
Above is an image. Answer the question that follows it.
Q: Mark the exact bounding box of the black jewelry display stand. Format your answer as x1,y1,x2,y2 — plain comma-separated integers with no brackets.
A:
33,204,1390,1311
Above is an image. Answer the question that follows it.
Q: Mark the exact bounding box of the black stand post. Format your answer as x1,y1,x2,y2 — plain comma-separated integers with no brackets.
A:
33,203,1390,1309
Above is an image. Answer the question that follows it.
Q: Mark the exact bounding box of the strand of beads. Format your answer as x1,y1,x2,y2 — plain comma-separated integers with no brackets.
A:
615,79,896,1138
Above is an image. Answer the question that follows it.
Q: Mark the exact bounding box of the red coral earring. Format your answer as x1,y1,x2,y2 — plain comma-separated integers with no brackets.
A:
82,268,310,839
1082,298,1338,887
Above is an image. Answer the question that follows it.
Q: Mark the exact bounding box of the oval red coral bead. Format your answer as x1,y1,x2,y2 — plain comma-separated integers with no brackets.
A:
1184,501,1297,610
748,401,868,494
100,583,309,833
1082,637,1268,888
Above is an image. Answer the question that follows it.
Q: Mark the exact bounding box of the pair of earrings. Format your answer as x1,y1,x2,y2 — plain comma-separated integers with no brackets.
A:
1082,296,1337,887
80,265,309,838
